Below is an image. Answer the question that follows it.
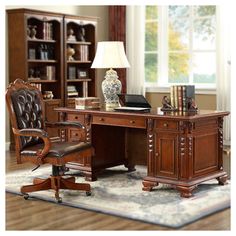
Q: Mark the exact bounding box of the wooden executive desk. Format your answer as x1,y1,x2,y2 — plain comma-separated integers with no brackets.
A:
55,107,229,198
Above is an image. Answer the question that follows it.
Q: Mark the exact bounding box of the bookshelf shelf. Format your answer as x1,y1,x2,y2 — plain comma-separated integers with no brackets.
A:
67,78,92,82
28,39,57,43
28,59,58,63
28,79,58,83
67,60,92,64
66,41,92,45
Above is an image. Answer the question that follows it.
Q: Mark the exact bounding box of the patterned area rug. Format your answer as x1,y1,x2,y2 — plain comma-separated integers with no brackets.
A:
6,165,230,228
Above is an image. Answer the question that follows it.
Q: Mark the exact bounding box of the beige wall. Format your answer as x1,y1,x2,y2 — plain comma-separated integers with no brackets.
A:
5,5,109,143
146,92,216,110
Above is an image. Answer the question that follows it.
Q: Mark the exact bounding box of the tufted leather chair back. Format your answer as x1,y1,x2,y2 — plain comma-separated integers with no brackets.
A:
6,79,45,150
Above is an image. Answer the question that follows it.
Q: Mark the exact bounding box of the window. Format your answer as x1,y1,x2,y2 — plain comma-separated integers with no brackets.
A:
145,6,217,89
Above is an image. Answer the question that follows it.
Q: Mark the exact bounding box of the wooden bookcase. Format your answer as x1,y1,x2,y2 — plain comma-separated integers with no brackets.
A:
7,8,98,148
64,15,97,107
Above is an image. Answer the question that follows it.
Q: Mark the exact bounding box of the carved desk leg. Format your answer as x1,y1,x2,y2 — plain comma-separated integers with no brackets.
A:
142,180,158,191
216,117,228,186
142,119,158,191
217,175,228,185
84,114,97,181
124,152,136,172
176,185,197,198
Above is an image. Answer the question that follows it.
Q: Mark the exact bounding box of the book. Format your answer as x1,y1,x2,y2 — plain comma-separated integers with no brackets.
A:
40,66,55,80
169,85,195,111
68,66,76,80
182,85,187,111
174,86,178,110
177,86,183,111
170,86,175,108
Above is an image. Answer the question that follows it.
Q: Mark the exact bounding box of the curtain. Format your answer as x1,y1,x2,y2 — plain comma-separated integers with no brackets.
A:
126,6,145,95
109,6,127,93
216,5,231,144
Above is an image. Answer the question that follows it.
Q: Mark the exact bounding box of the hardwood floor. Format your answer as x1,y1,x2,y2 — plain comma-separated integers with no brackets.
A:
5,150,230,230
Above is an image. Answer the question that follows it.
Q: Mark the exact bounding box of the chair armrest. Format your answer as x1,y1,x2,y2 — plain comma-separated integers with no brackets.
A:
12,128,51,163
45,121,87,142
45,121,86,130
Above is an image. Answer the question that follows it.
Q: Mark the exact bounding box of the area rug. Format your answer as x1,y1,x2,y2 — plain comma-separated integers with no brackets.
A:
6,165,230,228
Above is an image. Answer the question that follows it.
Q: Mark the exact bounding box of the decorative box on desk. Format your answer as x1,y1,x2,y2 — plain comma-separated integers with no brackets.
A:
75,97,100,109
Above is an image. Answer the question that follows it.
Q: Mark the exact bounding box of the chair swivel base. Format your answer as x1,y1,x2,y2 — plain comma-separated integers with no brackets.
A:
21,175,91,203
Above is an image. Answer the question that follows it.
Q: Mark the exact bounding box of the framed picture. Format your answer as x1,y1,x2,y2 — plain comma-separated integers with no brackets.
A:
77,69,88,78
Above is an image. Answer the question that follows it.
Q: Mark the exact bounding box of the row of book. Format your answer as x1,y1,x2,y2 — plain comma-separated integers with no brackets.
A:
42,22,53,40
39,66,56,80
30,83,42,91
170,85,195,111
73,45,89,61
41,66,56,80
28,66,56,80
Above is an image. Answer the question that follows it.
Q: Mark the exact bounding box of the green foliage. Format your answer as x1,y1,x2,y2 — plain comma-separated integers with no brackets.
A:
195,6,216,16
145,22,158,51
146,6,158,19
168,53,189,82
145,53,157,83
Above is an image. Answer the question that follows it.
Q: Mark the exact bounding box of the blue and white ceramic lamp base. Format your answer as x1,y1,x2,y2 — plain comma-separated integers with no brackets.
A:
102,68,121,108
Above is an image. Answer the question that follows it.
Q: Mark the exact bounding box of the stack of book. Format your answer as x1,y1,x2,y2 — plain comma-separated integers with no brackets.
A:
67,85,78,97
75,97,100,109
170,85,195,111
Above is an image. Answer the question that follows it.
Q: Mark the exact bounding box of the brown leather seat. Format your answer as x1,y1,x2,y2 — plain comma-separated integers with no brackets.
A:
21,142,91,158
6,79,95,203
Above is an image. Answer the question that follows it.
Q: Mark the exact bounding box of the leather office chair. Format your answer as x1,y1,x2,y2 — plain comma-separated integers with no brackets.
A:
6,79,94,203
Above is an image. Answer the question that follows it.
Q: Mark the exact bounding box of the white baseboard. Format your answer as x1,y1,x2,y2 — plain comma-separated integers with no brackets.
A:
5,142,10,151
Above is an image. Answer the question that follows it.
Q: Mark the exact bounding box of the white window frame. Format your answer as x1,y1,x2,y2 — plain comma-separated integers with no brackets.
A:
145,6,217,94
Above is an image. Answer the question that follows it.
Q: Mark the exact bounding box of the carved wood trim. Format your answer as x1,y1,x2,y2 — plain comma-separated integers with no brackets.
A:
59,112,66,142
218,117,224,170
85,114,92,143
147,118,155,175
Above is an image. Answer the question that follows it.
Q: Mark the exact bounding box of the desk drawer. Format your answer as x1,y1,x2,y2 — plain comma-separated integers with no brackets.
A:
68,129,84,142
67,114,84,123
155,120,178,130
93,116,146,129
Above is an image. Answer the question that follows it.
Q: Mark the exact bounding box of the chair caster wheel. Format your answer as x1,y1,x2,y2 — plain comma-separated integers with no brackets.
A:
56,197,62,203
86,191,91,196
23,194,29,200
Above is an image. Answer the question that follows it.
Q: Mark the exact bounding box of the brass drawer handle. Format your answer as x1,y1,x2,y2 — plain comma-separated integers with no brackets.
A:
130,120,135,124
163,123,168,127
99,118,104,121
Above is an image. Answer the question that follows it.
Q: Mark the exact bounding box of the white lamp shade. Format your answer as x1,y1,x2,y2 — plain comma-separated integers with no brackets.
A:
91,41,130,68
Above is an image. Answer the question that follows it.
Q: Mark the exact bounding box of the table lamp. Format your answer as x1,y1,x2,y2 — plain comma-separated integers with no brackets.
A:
91,41,130,108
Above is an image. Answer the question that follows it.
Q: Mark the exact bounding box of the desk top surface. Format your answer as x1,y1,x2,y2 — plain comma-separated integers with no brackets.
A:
55,107,229,121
